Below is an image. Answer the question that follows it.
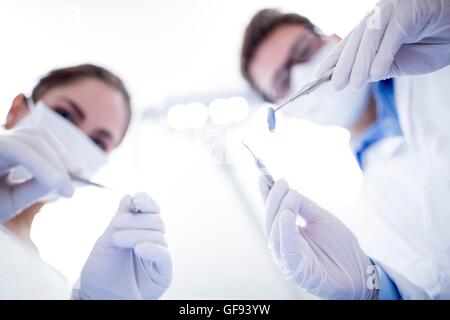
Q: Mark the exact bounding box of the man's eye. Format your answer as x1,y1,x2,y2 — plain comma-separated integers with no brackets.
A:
91,137,107,151
273,70,290,100
292,45,309,64
54,108,76,124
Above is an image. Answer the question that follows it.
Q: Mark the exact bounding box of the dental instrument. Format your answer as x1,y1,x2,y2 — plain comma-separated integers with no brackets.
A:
70,175,142,213
242,141,275,187
267,68,334,132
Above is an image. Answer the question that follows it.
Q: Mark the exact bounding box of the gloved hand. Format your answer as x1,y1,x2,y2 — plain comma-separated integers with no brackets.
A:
0,127,75,223
74,193,173,300
259,177,377,299
316,0,450,90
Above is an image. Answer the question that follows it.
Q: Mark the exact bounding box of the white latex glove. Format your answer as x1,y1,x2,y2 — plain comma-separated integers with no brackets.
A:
74,193,172,300
0,127,75,223
259,177,378,299
316,0,450,90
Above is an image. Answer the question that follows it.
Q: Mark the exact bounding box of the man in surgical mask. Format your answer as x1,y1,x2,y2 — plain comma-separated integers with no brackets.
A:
239,8,405,299
240,4,450,300
0,64,172,299
240,9,403,171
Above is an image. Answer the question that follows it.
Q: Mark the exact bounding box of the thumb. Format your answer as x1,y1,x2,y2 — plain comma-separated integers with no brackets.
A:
315,37,345,78
132,192,160,213
314,20,365,81
280,190,323,224
258,175,271,202
117,194,134,213
102,194,133,235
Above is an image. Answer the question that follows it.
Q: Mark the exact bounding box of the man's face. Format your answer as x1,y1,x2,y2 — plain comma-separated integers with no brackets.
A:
7,78,128,153
248,24,325,102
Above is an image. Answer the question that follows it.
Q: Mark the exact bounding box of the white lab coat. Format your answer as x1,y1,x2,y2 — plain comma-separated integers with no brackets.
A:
0,225,72,299
346,66,450,299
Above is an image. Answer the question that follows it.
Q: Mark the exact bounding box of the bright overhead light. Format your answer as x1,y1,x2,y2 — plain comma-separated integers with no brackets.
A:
208,98,229,125
167,102,208,129
208,96,249,125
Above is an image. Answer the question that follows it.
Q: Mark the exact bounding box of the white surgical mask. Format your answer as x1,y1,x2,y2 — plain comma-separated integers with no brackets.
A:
284,39,371,128
15,100,107,180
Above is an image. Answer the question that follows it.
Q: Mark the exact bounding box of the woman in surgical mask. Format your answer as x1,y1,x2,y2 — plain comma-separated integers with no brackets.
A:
0,64,172,299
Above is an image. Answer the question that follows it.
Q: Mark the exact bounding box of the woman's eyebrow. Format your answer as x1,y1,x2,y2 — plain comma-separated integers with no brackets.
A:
56,96,85,121
95,129,114,143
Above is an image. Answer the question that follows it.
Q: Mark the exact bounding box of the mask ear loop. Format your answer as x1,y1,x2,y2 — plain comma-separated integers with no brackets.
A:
24,96,36,110
4,96,40,184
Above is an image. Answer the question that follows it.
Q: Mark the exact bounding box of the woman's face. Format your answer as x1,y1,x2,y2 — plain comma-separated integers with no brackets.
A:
8,77,129,153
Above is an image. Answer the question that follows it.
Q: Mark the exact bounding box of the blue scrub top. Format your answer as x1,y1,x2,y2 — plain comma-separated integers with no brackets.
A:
350,79,403,299
350,79,403,171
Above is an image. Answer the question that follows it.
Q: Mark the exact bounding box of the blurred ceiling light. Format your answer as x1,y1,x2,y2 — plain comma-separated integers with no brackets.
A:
208,96,249,125
167,102,208,129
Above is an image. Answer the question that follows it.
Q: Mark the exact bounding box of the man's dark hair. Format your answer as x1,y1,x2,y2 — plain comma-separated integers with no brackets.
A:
240,8,319,97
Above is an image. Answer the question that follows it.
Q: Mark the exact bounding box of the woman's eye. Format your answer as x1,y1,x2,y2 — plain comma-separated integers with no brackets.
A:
91,137,107,152
54,108,76,124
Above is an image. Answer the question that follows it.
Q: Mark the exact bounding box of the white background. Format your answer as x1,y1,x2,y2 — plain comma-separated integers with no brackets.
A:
0,0,377,299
